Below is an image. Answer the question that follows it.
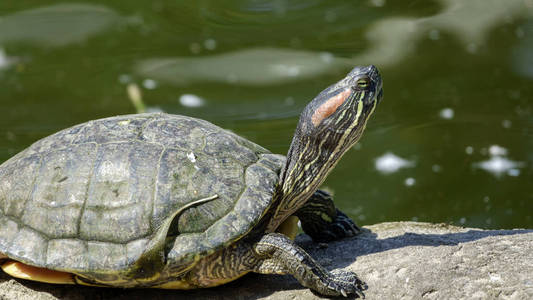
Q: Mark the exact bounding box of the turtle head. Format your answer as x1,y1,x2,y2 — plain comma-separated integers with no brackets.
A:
300,64,382,146
277,65,382,217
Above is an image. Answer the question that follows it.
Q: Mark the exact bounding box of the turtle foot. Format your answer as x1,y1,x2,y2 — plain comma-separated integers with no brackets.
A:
307,209,361,243
296,190,361,243
331,209,361,238
320,269,366,298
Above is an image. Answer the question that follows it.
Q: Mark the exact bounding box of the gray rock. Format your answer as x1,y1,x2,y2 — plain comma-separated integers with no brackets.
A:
1,222,532,299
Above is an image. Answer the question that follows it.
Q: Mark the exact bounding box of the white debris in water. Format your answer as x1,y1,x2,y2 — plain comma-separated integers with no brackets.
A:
179,94,205,107
488,145,508,156
204,38,217,50
474,156,525,177
473,143,525,177
375,152,415,174
465,146,474,155
187,152,196,163
142,78,158,89
432,164,442,173
439,108,454,119
404,177,416,186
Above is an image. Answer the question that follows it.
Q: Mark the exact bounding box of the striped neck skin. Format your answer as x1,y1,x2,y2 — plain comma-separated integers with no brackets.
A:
267,65,383,232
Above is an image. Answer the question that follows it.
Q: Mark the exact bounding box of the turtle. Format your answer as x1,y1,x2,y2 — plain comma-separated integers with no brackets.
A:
0,65,382,297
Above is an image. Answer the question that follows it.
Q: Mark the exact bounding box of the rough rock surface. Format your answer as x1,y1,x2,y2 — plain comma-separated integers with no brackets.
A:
1,222,531,300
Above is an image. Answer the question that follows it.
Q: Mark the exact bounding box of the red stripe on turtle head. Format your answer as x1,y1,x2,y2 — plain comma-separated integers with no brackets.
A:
311,88,352,127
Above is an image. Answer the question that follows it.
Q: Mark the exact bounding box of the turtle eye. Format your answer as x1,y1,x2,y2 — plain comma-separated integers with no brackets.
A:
356,76,370,89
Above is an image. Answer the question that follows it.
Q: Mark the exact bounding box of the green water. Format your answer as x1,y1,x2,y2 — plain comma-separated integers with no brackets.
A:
0,0,532,230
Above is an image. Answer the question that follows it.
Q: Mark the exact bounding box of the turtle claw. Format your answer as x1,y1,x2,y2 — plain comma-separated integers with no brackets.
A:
326,269,366,298
340,289,348,297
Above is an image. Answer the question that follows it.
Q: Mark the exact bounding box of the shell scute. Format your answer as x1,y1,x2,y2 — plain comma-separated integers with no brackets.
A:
204,132,261,165
141,115,215,151
22,143,97,239
152,148,245,234
0,153,41,218
87,241,127,271
0,215,18,252
8,227,47,266
78,141,162,243
125,238,149,266
26,123,86,156
46,239,88,271
72,114,154,145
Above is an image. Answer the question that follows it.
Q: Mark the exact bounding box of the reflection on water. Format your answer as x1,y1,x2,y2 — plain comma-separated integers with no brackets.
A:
0,0,532,229
135,0,533,89
135,48,350,86
0,4,122,47
425,0,533,45
355,0,533,66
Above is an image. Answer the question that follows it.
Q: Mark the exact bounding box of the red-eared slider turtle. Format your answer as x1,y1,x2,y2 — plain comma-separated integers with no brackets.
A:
0,65,382,297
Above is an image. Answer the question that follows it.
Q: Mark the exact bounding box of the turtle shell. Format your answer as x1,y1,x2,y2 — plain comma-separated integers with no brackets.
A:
0,113,285,283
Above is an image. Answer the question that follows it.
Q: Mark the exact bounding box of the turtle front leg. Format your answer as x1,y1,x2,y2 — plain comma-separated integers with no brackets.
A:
295,190,360,242
182,232,365,297
254,233,365,297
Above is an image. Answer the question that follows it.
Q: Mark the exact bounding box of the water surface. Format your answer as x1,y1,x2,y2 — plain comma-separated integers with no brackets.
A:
1,0,532,229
